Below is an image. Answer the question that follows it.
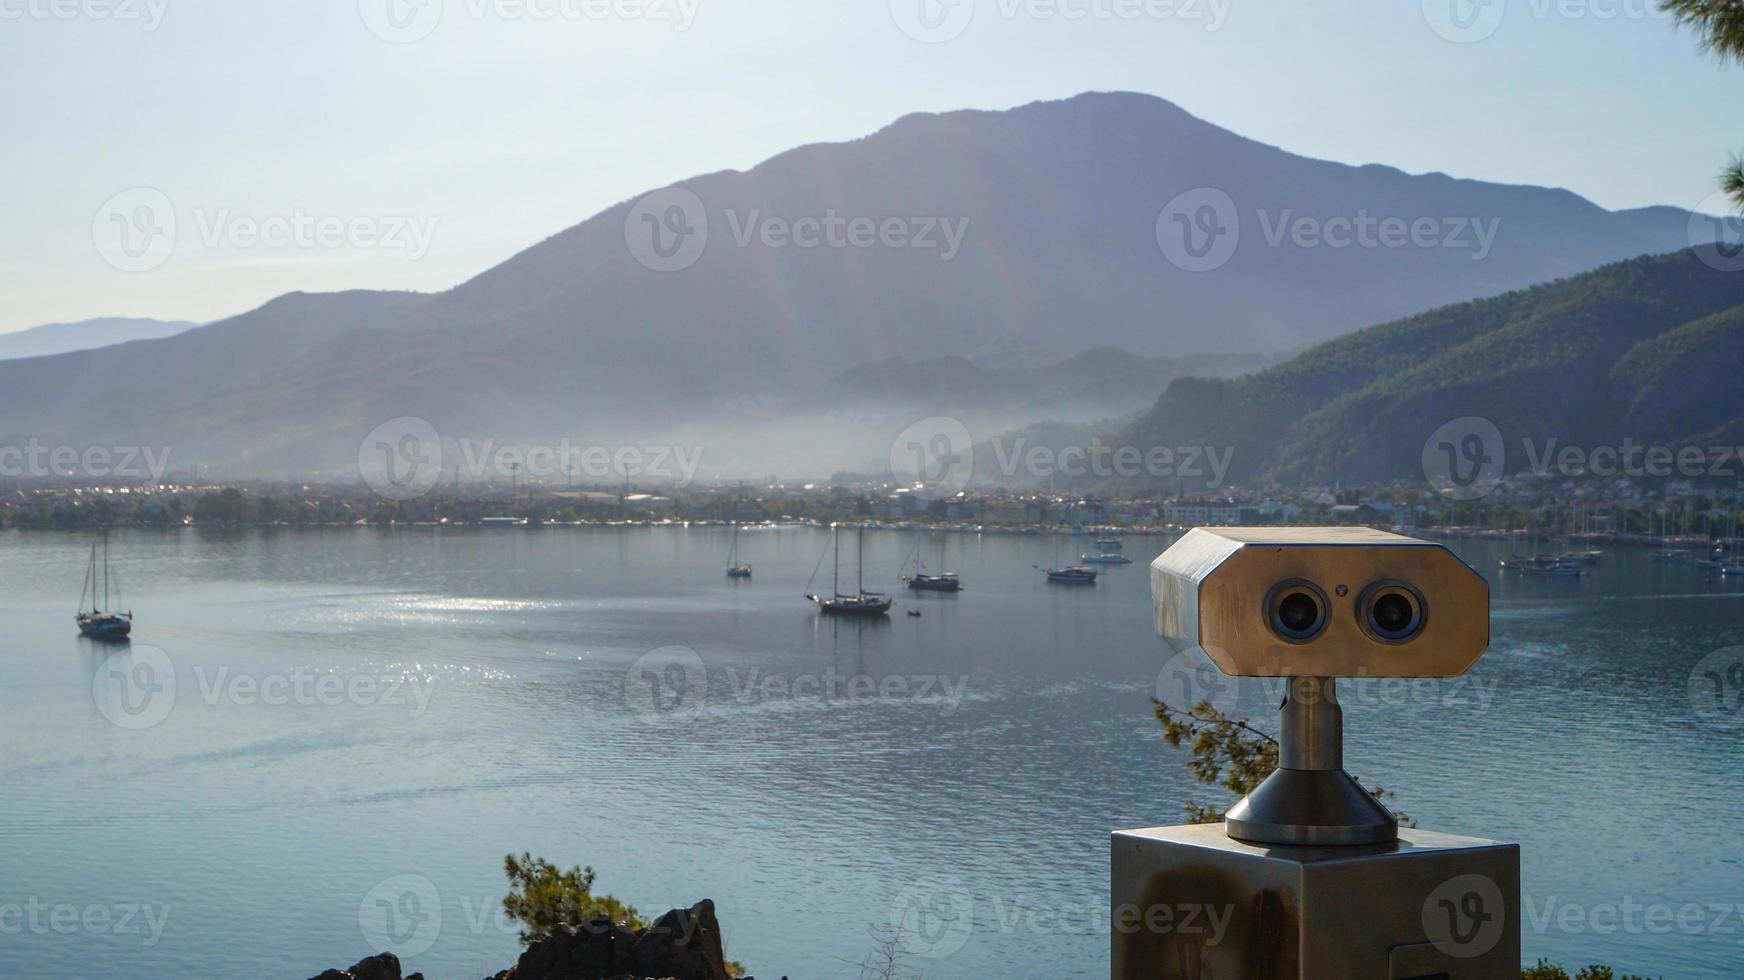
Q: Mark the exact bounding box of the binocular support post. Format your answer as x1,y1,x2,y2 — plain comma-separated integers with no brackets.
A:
1224,676,1400,846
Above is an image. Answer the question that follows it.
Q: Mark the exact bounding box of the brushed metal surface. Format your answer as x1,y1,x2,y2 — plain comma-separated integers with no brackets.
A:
1112,824,1521,980
1152,527,1490,678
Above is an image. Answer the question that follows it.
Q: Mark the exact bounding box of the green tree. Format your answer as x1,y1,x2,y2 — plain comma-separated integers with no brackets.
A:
1152,697,1407,825
256,495,283,525
1665,0,1744,207
192,488,249,527
1521,961,1658,980
500,853,646,945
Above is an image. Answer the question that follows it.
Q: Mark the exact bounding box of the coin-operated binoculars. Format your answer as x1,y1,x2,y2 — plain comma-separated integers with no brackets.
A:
1112,528,1519,979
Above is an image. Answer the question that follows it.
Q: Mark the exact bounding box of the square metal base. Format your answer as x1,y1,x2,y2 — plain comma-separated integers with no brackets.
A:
1112,823,1519,980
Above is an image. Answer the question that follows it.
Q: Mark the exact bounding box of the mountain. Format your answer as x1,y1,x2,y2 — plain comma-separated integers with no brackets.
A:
815,347,1280,419
1114,249,1744,489
0,91,1732,479
0,318,198,360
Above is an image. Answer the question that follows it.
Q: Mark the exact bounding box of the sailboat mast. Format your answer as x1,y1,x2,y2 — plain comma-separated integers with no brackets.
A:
81,543,95,613
102,533,110,611
832,525,840,595
857,525,864,594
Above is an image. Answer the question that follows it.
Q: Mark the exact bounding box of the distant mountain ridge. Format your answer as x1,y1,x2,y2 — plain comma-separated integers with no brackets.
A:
0,318,199,361
0,91,1732,478
1115,250,1744,488
816,347,1280,418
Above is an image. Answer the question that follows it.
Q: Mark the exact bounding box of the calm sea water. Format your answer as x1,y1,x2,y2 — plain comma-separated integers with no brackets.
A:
0,526,1740,979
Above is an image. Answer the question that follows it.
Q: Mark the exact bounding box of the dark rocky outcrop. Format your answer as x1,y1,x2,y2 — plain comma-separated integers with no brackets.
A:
309,901,737,980
309,952,423,980
489,900,731,980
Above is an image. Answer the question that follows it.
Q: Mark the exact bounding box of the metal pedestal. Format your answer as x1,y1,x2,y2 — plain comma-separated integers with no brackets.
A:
1111,823,1520,980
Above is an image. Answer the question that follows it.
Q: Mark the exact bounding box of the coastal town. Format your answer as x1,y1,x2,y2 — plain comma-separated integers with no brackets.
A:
7,474,1743,552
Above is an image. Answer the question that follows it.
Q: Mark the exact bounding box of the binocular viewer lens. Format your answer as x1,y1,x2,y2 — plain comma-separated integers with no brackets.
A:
1358,580,1427,643
1264,578,1428,645
1265,579,1328,643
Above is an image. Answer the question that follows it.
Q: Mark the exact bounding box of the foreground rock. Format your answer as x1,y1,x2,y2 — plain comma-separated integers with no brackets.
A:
489,900,732,980
308,900,735,980
310,952,423,980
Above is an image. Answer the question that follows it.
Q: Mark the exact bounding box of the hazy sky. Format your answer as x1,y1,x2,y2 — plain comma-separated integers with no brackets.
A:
0,0,1736,332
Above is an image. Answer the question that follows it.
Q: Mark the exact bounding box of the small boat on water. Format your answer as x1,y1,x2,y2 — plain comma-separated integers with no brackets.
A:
901,535,962,592
806,525,892,616
1080,553,1132,565
903,571,962,592
1043,564,1098,584
726,524,752,578
76,534,132,640
1501,555,1584,577
1520,560,1584,578
1650,550,1688,563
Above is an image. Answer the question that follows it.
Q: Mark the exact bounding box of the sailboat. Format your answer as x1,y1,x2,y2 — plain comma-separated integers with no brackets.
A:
806,525,893,615
1649,504,1687,563
76,533,132,640
1040,535,1098,583
901,535,961,592
726,524,752,578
